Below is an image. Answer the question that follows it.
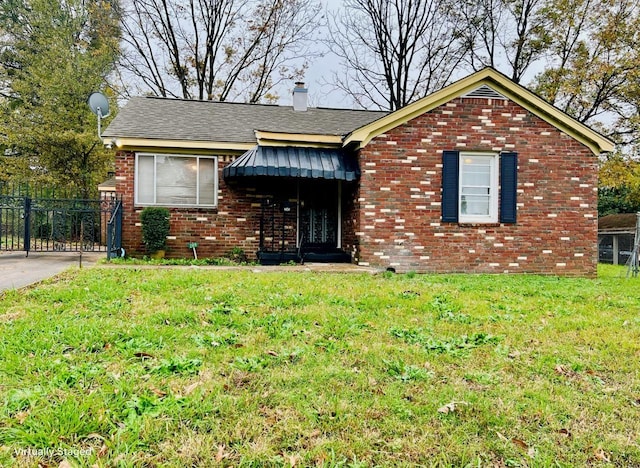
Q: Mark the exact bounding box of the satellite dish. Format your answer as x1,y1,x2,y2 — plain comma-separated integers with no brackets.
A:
88,92,110,139
88,92,110,117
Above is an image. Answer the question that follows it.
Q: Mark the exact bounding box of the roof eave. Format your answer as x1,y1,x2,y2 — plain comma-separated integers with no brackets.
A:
102,136,255,152
255,130,343,148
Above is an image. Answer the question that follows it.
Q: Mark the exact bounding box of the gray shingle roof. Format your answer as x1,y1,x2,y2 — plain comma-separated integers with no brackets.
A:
103,96,388,143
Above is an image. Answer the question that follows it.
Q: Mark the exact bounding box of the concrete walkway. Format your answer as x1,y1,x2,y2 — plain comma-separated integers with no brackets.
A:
0,251,381,292
0,251,104,291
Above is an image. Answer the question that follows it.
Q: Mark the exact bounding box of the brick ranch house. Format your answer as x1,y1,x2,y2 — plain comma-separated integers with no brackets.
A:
102,68,614,275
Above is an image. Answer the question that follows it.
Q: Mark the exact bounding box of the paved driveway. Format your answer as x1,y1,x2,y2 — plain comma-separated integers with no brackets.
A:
0,251,103,291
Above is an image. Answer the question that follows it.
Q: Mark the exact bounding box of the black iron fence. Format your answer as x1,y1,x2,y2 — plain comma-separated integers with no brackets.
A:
0,182,122,257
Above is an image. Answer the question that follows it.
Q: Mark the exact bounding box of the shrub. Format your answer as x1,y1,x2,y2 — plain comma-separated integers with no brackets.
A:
140,207,170,252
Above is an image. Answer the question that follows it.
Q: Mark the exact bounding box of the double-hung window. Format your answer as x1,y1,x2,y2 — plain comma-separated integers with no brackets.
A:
459,154,498,223
135,153,217,207
442,150,518,224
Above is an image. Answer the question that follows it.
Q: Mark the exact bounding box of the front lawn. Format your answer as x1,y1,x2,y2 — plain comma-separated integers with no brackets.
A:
0,265,638,466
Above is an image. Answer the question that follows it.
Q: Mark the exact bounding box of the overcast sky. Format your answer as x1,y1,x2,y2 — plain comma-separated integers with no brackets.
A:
277,0,349,109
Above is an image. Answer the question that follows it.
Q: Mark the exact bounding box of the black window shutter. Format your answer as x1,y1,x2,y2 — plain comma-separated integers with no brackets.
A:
441,150,460,222
500,152,518,223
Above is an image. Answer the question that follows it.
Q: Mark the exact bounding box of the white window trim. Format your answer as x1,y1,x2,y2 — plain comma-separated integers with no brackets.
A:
458,152,499,224
135,152,218,208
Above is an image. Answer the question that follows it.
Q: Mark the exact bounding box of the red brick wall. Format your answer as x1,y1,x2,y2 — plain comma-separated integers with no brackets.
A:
115,152,298,259
345,96,598,276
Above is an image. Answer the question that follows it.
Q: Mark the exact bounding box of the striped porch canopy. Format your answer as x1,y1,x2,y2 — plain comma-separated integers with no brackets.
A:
222,146,360,181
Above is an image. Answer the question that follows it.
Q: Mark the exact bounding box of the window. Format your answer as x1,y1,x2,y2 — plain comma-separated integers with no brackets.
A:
459,154,498,223
135,153,217,207
442,150,517,224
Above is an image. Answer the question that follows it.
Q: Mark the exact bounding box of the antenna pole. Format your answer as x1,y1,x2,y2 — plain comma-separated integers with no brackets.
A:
97,107,103,138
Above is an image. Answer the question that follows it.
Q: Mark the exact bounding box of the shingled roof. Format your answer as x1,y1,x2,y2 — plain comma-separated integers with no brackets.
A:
598,213,638,232
102,96,388,144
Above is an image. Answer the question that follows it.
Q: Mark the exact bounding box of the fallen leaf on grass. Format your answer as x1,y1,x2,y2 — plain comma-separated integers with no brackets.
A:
496,431,509,442
554,364,578,378
134,352,155,359
512,438,529,450
183,381,201,396
14,411,29,424
97,444,108,457
594,448,610,462
438,401,467,414
59,461,73,468
558,428,572,438
438,402,456,414
285,454,300,467
216,444,229,462
149,386,167,398
266,350,278,357
512,438,536,457
554,364,567,375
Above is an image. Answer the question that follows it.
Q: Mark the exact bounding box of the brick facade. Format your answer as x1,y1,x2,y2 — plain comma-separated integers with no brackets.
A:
343,96,598,276
116,153,333,259
116,152,271,259
115,95,598,276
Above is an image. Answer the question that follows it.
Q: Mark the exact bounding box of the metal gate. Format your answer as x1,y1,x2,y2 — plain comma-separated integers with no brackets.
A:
258,198,300,264
0,183,122,258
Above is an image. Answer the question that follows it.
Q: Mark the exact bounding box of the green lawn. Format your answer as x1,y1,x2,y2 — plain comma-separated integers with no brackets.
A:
0,264,639,467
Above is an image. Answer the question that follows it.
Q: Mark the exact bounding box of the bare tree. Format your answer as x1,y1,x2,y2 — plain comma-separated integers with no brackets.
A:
327,0,468,111
117,0,322,102
452,0,548,82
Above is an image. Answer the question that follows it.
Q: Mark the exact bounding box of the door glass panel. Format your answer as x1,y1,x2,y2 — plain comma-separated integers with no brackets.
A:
300,182,338,247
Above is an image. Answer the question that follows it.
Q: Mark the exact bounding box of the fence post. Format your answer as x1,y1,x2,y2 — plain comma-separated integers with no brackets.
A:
23,197,31,257
106,198,123,261
115,200,122,254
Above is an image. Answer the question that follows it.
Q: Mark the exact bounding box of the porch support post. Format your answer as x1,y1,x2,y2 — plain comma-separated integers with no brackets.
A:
337,180,342,249
296,180,300,248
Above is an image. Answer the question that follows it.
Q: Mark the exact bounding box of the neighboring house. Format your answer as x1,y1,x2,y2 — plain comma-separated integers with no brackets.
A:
102,68,614,276
598,213,639,265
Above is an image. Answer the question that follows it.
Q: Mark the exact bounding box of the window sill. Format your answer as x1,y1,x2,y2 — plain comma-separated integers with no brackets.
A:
457,222,503,227
135,204,219,212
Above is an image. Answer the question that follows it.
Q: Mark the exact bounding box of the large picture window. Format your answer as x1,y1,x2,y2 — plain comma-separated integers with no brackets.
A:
135,153,217,207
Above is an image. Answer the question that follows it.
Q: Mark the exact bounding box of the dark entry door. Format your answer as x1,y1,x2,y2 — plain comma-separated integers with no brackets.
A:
299,182,338,249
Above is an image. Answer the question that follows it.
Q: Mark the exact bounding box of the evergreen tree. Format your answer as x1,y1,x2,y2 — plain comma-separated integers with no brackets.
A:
0,0,120,193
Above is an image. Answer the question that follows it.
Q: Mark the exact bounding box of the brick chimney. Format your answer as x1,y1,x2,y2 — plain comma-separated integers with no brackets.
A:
292,82,308,111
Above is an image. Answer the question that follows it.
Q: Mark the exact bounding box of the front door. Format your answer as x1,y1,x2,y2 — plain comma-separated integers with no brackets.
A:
299,181,339,250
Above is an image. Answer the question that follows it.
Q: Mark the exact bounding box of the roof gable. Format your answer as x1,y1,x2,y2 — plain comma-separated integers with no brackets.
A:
344,68,615,155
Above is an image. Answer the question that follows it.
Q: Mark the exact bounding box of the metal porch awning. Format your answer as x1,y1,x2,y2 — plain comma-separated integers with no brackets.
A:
222,146,360,181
